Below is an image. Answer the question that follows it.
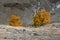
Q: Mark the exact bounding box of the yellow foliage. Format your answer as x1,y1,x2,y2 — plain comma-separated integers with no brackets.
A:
42,10,51,24
33,9,51,26
9,15,22,27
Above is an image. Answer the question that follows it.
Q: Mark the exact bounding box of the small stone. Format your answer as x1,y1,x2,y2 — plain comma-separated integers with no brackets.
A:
23,29,26,32
4,37,7,39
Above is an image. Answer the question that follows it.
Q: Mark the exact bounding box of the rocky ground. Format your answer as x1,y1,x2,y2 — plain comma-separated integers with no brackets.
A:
0,23,60,40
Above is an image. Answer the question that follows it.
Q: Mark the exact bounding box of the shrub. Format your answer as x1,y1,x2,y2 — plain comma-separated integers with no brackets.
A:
42,10,51,24
9,15,22,26
33,9,51,26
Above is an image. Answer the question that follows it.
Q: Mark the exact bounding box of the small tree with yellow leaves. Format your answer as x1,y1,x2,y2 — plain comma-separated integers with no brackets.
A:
9,15,22,26
33,9,51,26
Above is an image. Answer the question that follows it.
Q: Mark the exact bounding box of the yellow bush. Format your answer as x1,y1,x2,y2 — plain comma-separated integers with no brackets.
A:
33,9,51,26
9,15,22,27
42,10,51,24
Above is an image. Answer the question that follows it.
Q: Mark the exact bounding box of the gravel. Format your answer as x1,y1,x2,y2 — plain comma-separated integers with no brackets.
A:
0,23,60,40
